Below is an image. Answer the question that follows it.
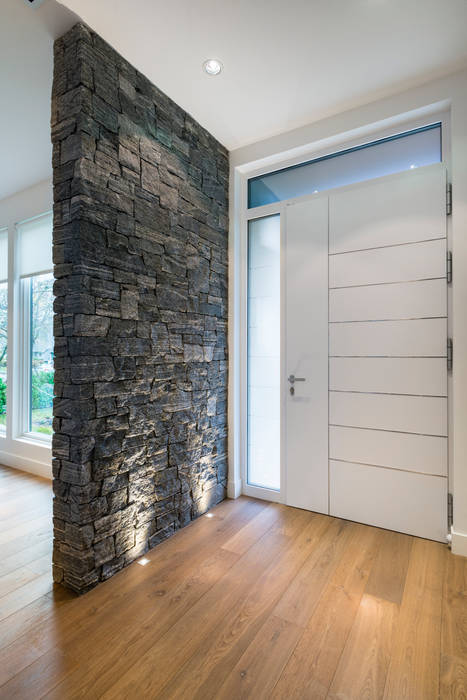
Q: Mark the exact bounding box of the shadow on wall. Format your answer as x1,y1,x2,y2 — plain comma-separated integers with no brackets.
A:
51,22,229,594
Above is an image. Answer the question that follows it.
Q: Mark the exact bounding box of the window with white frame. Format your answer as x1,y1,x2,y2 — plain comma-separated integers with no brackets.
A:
17,213,54,439
0,228,7,433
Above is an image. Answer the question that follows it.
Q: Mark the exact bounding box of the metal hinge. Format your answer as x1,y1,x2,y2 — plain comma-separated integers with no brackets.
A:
447,250,452,283
447,183,452,215
447,338,453,372
448,492,453,529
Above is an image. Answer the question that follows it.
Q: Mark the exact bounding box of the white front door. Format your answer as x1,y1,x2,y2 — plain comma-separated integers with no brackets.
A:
284,163,448,542
327,164,448,542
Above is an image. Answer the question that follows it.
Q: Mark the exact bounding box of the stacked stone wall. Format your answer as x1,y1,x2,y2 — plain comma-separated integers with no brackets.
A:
51,23,229,593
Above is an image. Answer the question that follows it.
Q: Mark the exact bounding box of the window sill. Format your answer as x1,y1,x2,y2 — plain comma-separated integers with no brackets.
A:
15,434,52,449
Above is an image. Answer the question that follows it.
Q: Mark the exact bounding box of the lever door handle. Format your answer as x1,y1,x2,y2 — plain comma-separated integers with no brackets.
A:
288,374,306,384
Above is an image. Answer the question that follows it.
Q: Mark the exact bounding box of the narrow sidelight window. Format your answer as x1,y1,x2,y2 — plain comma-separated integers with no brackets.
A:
247,214,281,490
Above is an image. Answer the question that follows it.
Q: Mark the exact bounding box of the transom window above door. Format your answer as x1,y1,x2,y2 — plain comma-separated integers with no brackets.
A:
248,122,441,209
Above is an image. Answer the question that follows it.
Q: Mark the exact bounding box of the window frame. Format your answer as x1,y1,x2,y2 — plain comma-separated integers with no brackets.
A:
0,227,8,436
16,213,54,444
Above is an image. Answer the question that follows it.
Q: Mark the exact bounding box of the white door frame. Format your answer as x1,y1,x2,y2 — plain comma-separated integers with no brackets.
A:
234,111,451,510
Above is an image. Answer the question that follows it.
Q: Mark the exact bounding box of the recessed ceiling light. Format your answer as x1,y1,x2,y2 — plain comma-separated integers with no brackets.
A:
410,164,417,169
203,59,223,76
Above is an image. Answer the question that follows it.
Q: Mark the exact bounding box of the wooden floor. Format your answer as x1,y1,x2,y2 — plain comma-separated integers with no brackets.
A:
1,466,467,699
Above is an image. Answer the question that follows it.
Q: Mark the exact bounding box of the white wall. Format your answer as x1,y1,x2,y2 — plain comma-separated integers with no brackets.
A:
229,68,467,556
0,178,53,479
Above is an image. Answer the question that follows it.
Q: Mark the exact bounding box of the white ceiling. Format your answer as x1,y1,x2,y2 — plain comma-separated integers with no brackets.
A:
57,0,467,151
0,0,77,200
1,0,467,199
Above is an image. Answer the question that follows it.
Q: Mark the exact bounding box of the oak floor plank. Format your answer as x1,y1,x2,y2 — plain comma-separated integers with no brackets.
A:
222,502,285,555
1,539,52,578
24,554,53,576
0,571,53,623
0,567,43,601
0,491,51,522
0,503,52,529
216,614,302,700
383,538,446,699
273,516,352,627
0,647,77,700
440,654,467,699
327,594,398,700
365,529,413,605
440,550,467,698
0,514,51,546
442,552,467,659
0,528,52,561
271,522,379,700
0,594,61,652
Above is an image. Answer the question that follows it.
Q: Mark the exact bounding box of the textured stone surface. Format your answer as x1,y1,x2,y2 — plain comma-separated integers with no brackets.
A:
52,23,229,594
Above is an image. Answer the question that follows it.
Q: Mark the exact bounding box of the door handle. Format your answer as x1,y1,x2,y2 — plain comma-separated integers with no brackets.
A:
288,375,306,384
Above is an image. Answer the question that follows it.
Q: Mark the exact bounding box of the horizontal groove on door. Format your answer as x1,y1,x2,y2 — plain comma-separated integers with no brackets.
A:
330,390,446,398
330,277,444,291
330,278,447,322
329,460,447,542
330,423,446,438
329,425,447,476
329,316,447,324
329,239,446,288
329,392,447,436
328,235,446,256
330,357,447,396
330,355,446,359
330,458,446,479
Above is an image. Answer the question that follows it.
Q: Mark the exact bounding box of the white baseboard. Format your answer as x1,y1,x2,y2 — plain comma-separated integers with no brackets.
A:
0,449,52,480
227,477,242,499
451,526,467,557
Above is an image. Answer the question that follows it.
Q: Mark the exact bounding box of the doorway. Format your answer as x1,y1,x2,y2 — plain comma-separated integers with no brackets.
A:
246,162,449,542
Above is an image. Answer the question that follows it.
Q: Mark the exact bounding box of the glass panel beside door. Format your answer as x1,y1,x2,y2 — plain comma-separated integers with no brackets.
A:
247,214,281,490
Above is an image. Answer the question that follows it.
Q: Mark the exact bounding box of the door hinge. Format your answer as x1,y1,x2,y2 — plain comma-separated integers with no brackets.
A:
448,492,453,529
447,183,452,215
447,250,452,283
447,338,453,372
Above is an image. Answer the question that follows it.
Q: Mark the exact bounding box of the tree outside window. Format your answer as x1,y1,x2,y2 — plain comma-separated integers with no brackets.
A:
29,272,54,435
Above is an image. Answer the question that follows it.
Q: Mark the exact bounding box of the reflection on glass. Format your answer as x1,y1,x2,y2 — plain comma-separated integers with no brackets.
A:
29,272,54,436
247,215,280,490
248,123,442,208
0,281,7,431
